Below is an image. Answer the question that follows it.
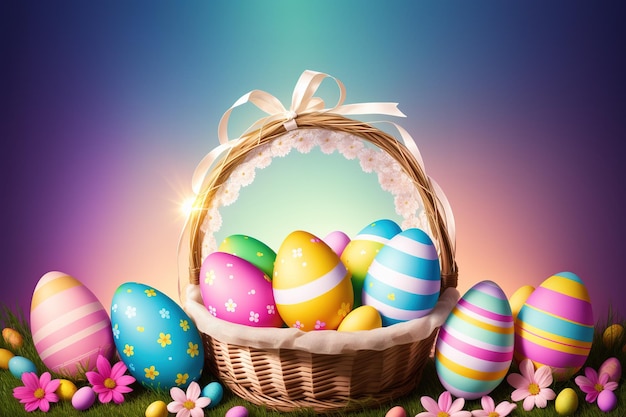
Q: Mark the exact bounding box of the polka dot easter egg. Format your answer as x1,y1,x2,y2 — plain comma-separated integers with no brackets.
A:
514,271,594,381
199,252,284,328
273,230,354,331
434,280,514,399
218,234,276,278
341,219,402,307
362,228,440,326
30,271,115,379
110,282,204,390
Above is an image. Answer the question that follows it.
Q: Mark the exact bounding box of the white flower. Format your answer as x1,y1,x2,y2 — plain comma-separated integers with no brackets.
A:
125,306,136,319
271,137,291,157
293,133,317,153
394,192,421,218
357,147,380,172
245,144,272,169
336,136,364,159
292,248,302,258
266,305,276,315
225,299,237,313
318,134,336,154
230,161,256,188
159,308,170,319
215,181,241,207
208,306,217,316
249,311,259,323
112,304,118,313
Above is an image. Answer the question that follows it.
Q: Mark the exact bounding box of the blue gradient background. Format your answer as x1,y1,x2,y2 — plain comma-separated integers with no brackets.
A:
3,2,625,324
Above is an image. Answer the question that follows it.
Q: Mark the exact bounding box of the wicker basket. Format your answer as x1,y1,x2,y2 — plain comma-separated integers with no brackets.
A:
181,73,459,413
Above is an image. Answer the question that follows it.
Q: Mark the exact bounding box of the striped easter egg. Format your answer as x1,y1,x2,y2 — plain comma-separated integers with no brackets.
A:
30,271,114,379
435,280,514,400
273,230,354,331
514,271,594,381
362,228,440,326
341,219,402,307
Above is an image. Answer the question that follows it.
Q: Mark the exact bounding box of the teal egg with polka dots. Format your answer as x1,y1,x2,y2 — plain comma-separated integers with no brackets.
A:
110,282,204,390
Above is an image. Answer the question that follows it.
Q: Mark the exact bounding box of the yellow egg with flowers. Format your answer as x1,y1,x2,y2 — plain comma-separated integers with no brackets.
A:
273,230,354,331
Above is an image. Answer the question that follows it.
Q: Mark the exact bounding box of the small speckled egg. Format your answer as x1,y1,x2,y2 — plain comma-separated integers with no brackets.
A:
218,234,276,278
72,386,96,410
363,228,440,326
0,348,15,369
598,357,621,382
337,305,382,332
145,400,169,417
602,323,623,348
514,272,593,381
597,389,617,412
341,219,402,306
2,328,23,349
111,282,204,390
555,387,578,416
8,356,37,378
225,405,249,417
435,280,514,400
508,285,534,320
202,381,224,408
30,271,114,379
273,230,354,331
56,379,78,401
200,252,283,328
323,230,351,256
385,405,407,417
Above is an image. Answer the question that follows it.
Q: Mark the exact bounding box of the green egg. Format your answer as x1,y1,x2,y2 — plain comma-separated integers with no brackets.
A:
218,234,276,278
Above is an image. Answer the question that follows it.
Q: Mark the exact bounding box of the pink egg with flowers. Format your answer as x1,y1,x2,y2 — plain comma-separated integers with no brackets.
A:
199,252,284,327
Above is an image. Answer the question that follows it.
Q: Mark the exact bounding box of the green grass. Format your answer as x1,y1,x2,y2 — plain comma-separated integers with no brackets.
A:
1,305,625,416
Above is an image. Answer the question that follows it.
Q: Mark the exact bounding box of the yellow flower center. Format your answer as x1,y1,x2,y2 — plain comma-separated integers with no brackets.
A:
437,412,449,417
183,400,196,410
34,388,45,399
488,412,500,417
595,383,604,392
104,378,116,389
528,382,540,395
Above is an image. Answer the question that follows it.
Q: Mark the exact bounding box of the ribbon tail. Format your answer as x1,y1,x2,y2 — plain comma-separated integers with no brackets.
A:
191,141,235,194
333,102,406,118
429,176,456,254
291,70,346,113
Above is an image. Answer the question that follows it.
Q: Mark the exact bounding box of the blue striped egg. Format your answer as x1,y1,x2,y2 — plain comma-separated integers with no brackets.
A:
340,219,402,307
362,228,440,325
435,280,514,400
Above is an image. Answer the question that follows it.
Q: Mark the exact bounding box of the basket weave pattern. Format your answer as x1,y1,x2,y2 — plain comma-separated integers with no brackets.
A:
185,113,458,412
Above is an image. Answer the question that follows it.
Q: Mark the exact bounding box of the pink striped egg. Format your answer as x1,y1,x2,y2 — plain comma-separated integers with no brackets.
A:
435,280,514,399
30,271,114,379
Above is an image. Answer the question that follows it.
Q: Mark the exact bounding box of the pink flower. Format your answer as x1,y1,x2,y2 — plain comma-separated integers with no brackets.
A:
86,354,135,404
12,371,60,412
507,359,556,411
416,391,471,417
471,396,517,417
574,366,618,403
167,381,211,417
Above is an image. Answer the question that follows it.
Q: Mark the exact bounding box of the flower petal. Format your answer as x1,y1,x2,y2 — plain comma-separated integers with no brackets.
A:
99,390,114,403
449,397,466,414
494,401,517,417
46,378,60,394
167,401,184,413
604,381,619,392
420,396,440,413
13,386,34,401
534,365,553,387
39,399,50,412
87,371,105,387
584,367,598,381
96,354,112,377
511,388,531,402
416,413,436,417
25,400,40,412
522,395,536,411
471,412,488,417
195,397,211,409
39,372,51,387
480,396,495,413
519,359,536,381
110,361,128,380
21,372,40,389
170,386,187,403
540,388,556,401
186,381,201,401
534,394,548,409
506,373,528,389
190,408,205,417
116,374,136,387
438,391,452,411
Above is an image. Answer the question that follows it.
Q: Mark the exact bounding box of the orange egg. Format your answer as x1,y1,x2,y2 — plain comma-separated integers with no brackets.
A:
2,328,24,349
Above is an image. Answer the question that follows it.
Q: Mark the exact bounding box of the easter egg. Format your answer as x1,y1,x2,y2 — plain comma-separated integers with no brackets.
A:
225,405,249,417
555,387,578,416
341,219,401,306
56,379,78,401
72,386,96,410
8,356,37,378
273,230,354,331
509,285,534,320
435,280,514,400
514,272,594,381
598,357,621,382
30,271,114,379
323,230,351,256
110,282,204,390
362,228,440,326
202,381,224,408
385,405,407,417
0,348,15,369
2,328,24,349
199,252,283,328
337,305,382,331
597,389,617,412
145,400,169,417
218,234,276,278
602,323,624,348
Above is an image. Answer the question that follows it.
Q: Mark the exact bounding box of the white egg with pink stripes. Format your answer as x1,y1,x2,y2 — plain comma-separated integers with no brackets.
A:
30,271,114,379
362,228,441,326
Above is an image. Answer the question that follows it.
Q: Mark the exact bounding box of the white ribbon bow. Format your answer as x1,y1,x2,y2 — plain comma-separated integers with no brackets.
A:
190,70,455,249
